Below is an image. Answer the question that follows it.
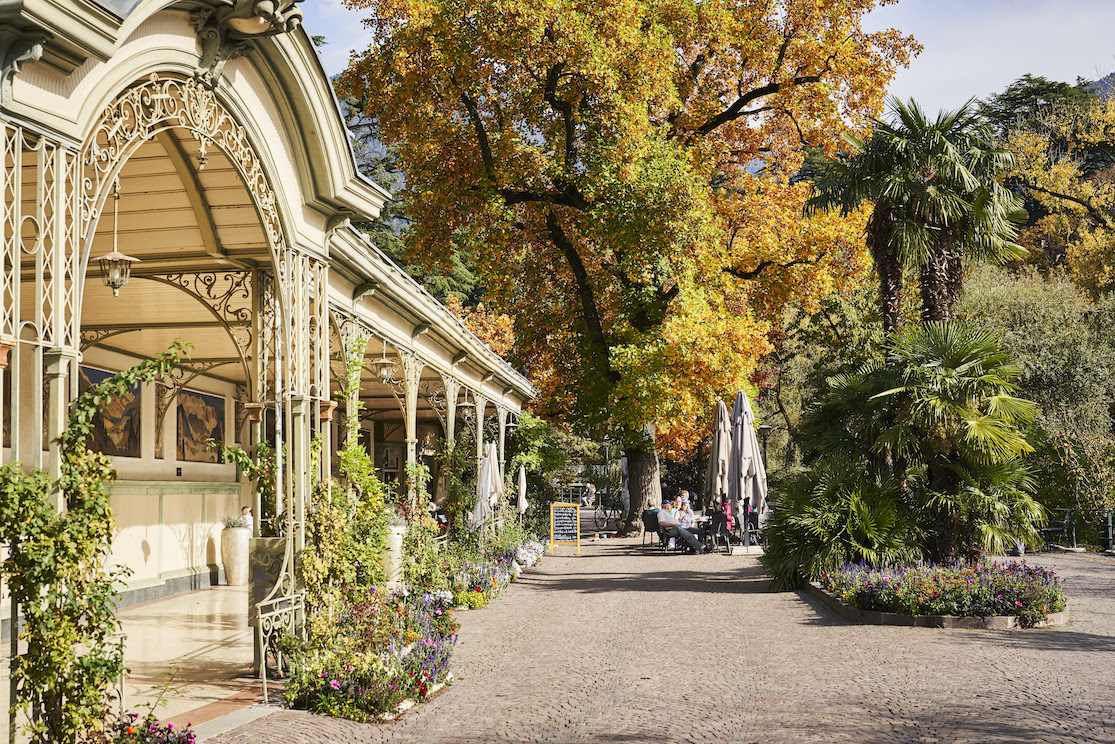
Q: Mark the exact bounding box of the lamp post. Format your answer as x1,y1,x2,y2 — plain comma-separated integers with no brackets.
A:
602,433,610,512
758,423,772,467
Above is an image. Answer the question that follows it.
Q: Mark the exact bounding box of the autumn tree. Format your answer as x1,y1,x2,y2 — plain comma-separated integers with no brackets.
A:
1007,95,1115,294
339,0,917,533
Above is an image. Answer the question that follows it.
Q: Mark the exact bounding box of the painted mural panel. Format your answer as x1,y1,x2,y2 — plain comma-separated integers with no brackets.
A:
79,366,142,458
177,389,224,462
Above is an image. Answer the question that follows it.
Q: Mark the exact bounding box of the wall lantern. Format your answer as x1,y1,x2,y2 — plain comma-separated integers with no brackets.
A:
99,181,138,297
367,338,398,382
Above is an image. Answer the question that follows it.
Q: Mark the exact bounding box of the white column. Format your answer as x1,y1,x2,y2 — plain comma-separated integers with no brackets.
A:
44,348,77,511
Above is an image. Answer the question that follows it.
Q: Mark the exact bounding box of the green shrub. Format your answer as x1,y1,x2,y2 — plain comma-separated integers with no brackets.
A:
762,462,924,590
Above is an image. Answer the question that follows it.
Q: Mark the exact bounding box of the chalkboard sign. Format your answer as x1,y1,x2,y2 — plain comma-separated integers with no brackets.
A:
550,502,581,555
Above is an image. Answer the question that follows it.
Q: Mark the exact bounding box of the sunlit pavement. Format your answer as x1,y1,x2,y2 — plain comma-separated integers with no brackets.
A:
204,544,1115,743
116,585,259,729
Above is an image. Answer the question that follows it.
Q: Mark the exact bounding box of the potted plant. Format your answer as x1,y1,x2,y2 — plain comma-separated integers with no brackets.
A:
384,511,408,585
221,514,252,586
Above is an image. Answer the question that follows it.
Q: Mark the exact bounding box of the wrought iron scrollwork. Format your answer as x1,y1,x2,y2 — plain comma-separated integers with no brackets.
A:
153,359,235,458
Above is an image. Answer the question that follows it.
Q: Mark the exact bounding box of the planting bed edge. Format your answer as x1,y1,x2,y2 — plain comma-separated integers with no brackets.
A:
805,582,1066,629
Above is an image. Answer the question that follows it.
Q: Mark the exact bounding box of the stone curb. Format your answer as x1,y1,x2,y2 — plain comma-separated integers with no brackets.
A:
805,582,1067,629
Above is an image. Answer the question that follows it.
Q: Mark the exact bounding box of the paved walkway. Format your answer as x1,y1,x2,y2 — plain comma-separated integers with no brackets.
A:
210,543,1115,743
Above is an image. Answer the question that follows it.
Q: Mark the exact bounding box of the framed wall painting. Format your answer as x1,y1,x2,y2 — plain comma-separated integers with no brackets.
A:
78,365,142,458
177,388,225,462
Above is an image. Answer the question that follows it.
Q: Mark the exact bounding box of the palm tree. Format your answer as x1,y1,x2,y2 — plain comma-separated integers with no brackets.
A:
810,97,1027,333
872,322,1040,559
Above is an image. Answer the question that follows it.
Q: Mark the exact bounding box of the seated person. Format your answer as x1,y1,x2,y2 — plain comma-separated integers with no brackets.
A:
656,500,708,553
581,482,596,508
677,499,696,529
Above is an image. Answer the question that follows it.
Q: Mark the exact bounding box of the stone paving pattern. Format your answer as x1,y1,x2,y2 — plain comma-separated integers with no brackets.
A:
213,542,1115,743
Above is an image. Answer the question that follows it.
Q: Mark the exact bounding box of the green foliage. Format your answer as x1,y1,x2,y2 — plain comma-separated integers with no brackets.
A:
402,462,448,592
759,284,884,466
980,74,1097,140
301,345,390,643
958,265,1115,420
763,462,924,591
958,265,1115,523
209,439,281,537
0,341,190,743
764,323,1042,587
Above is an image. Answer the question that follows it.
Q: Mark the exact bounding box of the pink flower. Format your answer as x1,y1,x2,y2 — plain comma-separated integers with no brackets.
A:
329,679,340,689
1015,601,1023,607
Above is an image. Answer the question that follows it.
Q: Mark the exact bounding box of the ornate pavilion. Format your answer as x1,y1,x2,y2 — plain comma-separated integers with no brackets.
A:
0,0,533,714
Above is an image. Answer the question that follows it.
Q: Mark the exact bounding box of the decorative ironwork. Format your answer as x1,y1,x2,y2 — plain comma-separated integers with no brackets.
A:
2,124,81,351
79,327,140,351
137,271,255,397
257,271,279,405
153,360,235,458
81,75,287,315
421,380,449,431
234,384,249,443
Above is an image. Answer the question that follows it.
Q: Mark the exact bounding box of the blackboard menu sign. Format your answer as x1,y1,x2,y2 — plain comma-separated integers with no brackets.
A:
550,502,581,555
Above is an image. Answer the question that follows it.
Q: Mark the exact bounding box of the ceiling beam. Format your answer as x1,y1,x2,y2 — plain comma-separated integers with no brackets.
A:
156,131,225,261
82,321,232,331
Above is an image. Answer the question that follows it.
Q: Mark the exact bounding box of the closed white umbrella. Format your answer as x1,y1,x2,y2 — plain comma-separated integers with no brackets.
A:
517,463,528,515
484,442,504,506
703,400,732,509
728,390,768,527
469,442,498,528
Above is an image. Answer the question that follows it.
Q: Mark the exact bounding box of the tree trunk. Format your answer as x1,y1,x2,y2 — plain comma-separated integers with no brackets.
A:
868,208,902,335
919,245,956,323
927,452,962,560
617,431,663,537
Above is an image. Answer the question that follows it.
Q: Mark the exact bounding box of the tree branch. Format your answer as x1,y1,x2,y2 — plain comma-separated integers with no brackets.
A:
460,88,497,182
1020,179,1114,230
690,52,837,141
543,61,577,172
723,253,825,281
546,210,619,382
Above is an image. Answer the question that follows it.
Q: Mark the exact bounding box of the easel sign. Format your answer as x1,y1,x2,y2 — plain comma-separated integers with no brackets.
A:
550,502,580,555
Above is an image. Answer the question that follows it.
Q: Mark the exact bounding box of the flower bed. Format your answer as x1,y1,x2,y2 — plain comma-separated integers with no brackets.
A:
450,539,548,609
285,587,459,721
108,713,195,743
818,561,1066,628
286,535,548,720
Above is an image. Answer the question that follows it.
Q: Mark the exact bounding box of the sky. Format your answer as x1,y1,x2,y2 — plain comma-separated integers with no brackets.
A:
301,0,1115,113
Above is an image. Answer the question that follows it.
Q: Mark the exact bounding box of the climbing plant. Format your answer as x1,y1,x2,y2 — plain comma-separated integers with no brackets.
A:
0,341,190,743
299,339,389,643
209,439,282,537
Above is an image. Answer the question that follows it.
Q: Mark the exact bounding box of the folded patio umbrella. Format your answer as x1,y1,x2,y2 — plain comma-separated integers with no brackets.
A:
703,400,732,510
517,463,528,515
727,390,768,520
469,442,499,528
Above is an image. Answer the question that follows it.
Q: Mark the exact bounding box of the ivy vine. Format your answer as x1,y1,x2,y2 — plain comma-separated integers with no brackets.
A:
0,341,190,742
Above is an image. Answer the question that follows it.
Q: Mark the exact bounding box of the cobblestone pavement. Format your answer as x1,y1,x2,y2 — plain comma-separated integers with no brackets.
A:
213,543,1115,743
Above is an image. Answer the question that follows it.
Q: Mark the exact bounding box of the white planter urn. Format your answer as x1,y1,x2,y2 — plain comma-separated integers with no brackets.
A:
221,527,252,586
384,524,407,585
